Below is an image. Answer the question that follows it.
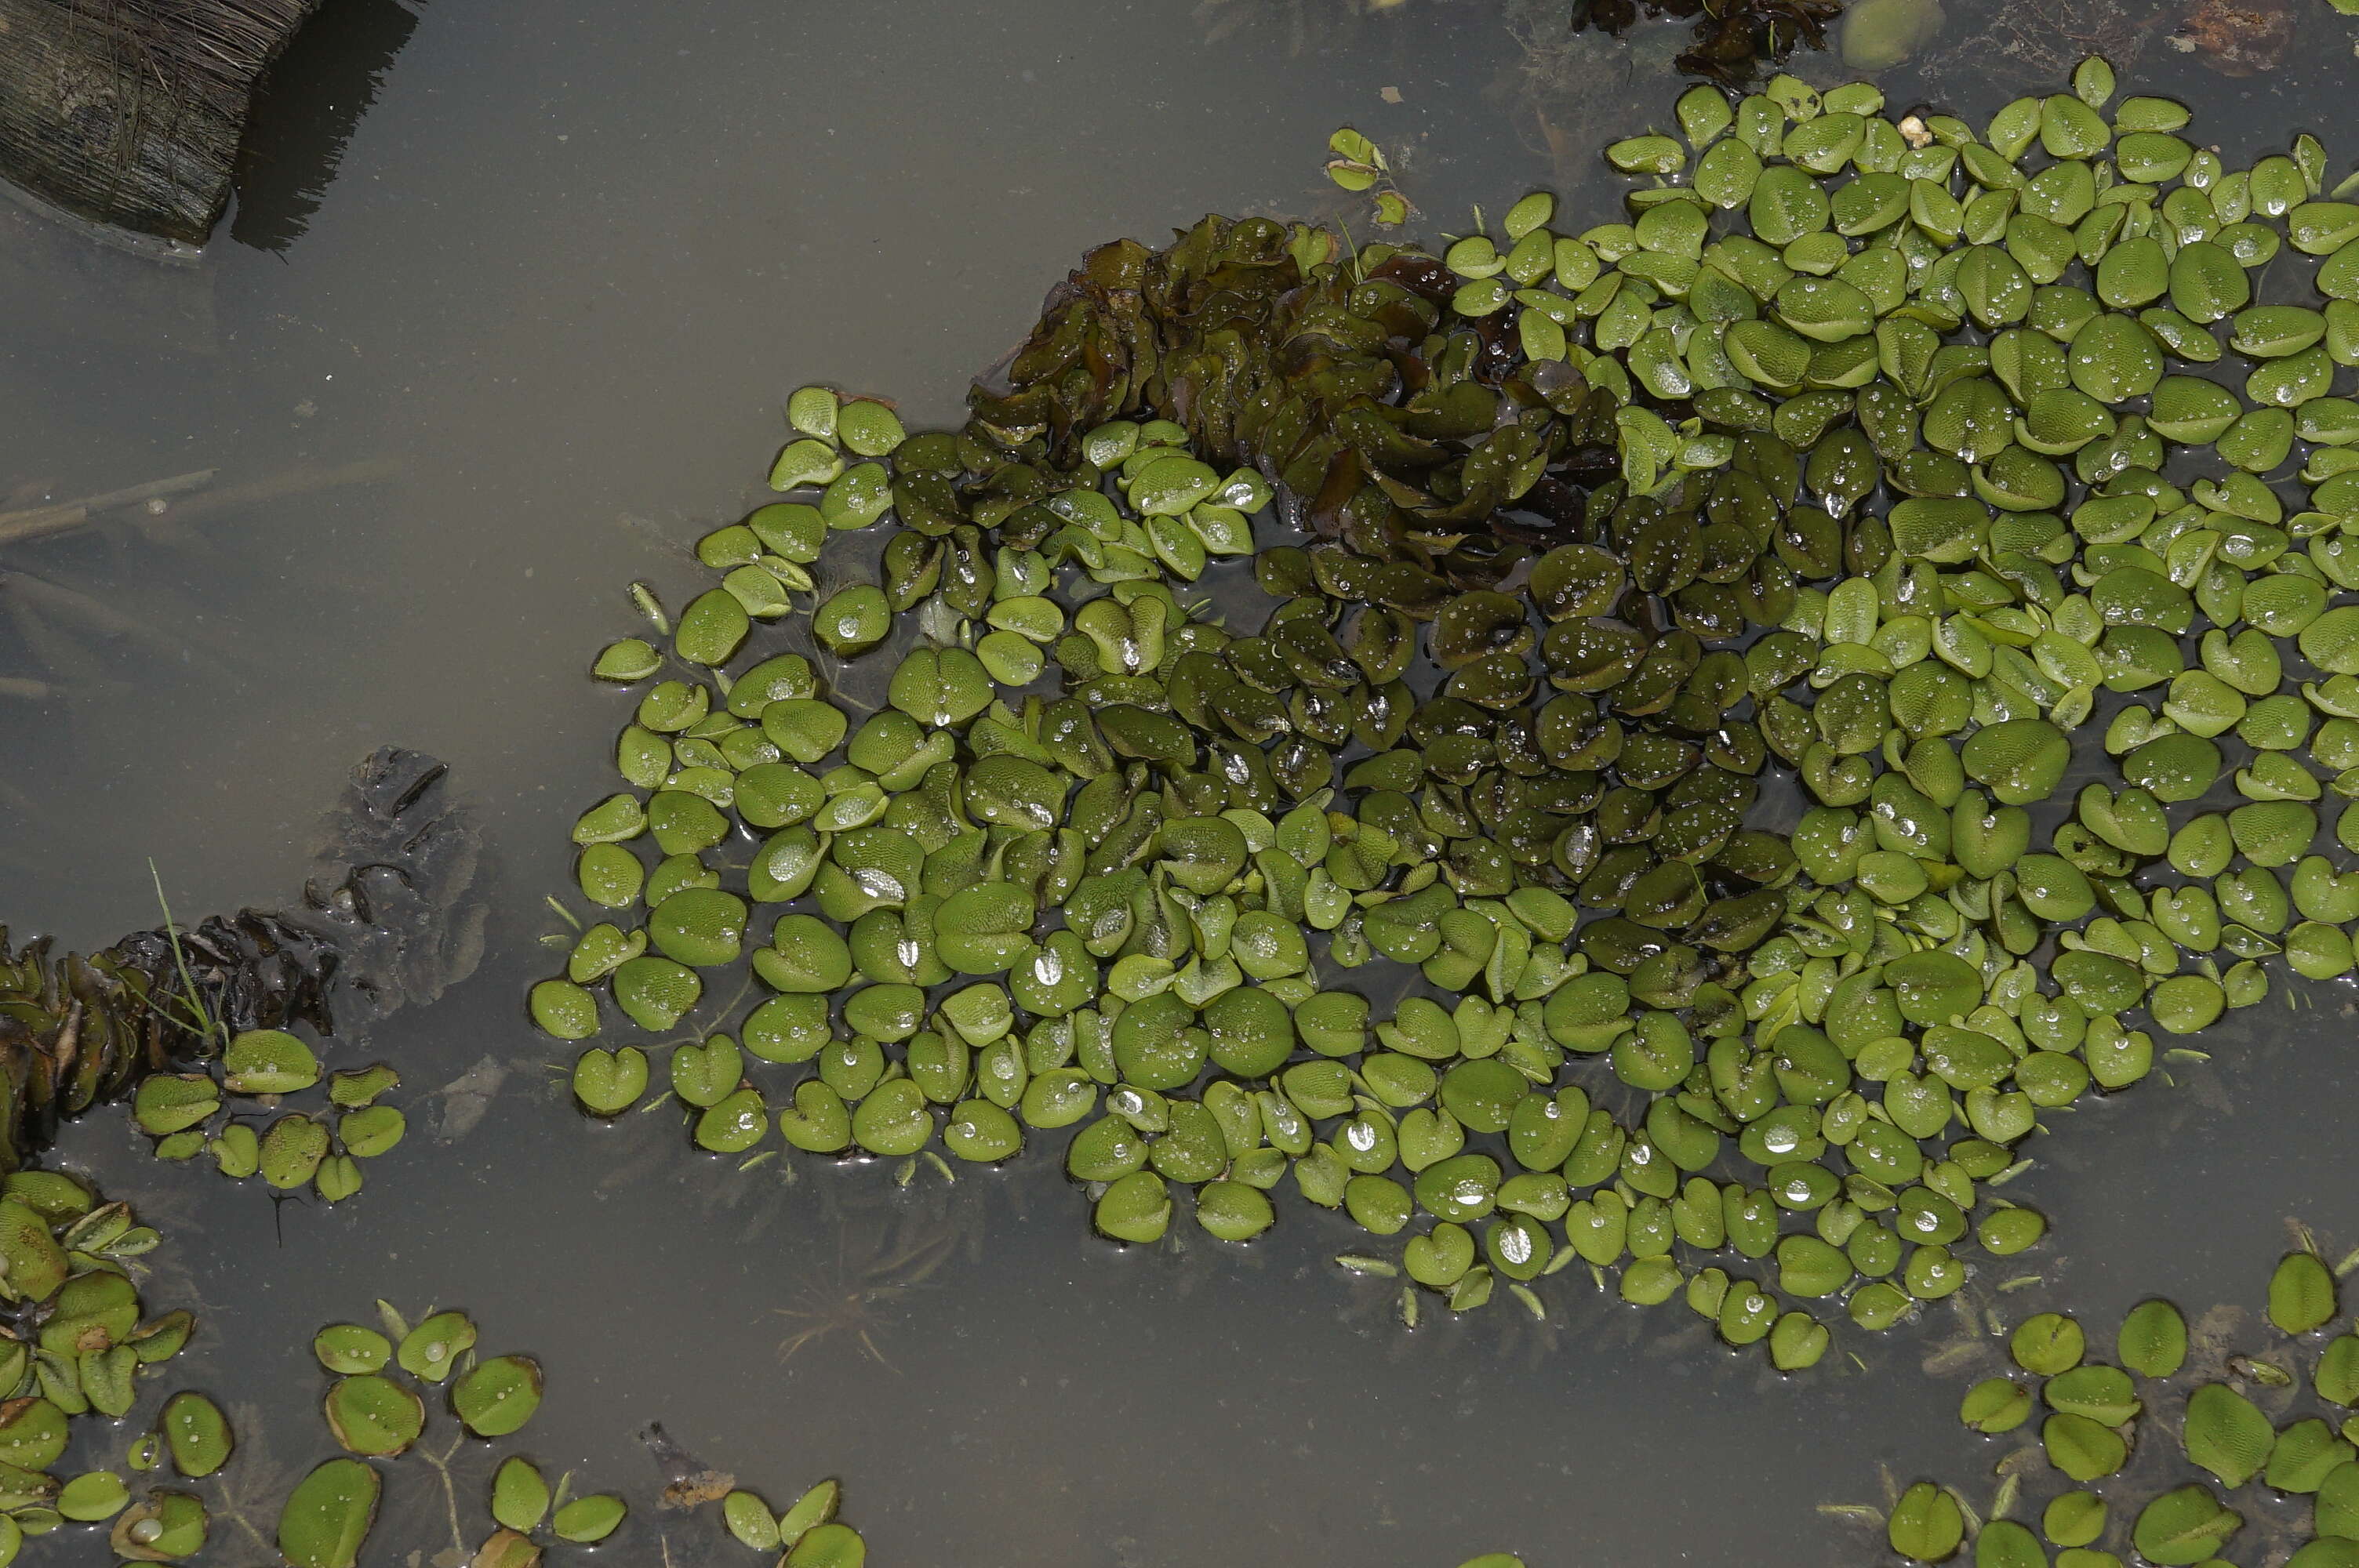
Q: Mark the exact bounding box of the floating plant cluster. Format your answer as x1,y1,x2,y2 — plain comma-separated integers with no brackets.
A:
267,1300,622,1567
533,56,2359,1368
0,1280,892,1568
129,1034,405,1206
1845,1243,2359,1566
45,1298,637,1567
0,920,357,1195
277,1304,885,1568
703,1474,871,1566
0,1171,206,1564
0,924,407,1207
0,746,471,1201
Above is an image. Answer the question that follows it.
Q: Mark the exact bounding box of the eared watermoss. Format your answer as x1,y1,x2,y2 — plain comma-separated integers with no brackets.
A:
1830,1232,2359,1565
536,56,2359,1370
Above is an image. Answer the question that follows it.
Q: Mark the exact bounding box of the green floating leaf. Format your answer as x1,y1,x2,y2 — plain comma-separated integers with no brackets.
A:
528,981,599,1037
787,386,838,440
57,1470,129,1522
159,1392,233,1479
323,1374,424,1458
551,1494,627,1544
675,588,751,667
1959,1377,2033,1433
276,1460,380,1568
83,1342,138,1416
0,1202,66,1307
112,1490,209,1562
2183,1382,2274,1487
2271,1250,2339,1334
397,1311,477,1383
132,1076,220,1139
314,1155,363,1205
452,1355,543,1438
2317,1334,2359,1406
2011,1312,2086,1376
572,1047,650,1116
778,1480,839,1545
2044,1412,2128,1482
786,1522,867,1568
490,1457,550,1534
1327,126,1383,169
312,1325,391,1376
837,400,905,459
328,1065,399,1109
2264,1417,2352,1491
2071,55,2116,110
725,1490,780,1551
2044,1363,2140,1425
220,1029,321,1095
591,637,662,681
1970,1520,2044,1568
2131,1483,2241,1566
338,1106,405,1160
1886,1480,1964,1562
260,1116,331,1190
2118,1298,2190,1377
130,1310,194,1366
769,439,842,492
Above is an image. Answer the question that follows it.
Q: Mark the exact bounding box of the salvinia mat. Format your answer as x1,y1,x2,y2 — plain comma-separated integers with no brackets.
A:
0,1289,872,1568
1837,1239,2359,1566
0,1172,210,1563
532,55,2359,1370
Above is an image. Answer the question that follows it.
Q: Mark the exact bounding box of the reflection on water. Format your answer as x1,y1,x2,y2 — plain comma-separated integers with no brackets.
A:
231,0,427,253
9,1,2359,1563
770,1203,957,1370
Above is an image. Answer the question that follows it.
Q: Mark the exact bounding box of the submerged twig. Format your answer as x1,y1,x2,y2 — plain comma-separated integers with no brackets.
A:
0,469,217,548
0,569,245,684
161,459,402,528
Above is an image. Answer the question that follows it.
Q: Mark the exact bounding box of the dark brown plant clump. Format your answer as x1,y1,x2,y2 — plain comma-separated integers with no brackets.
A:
969,216,1647,589
0,746,478,1172
2172,0,2296,74
960,212,1805,971
1510,0,1843,82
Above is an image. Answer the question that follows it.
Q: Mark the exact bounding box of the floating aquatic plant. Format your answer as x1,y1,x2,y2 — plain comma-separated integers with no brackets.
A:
0,1171,210,1566
638,1422,876,1565
709,1476,867,1563
1832,1232,2359,1564
271,1299,621,1568
536,53,2359,1370
0,747,478,1200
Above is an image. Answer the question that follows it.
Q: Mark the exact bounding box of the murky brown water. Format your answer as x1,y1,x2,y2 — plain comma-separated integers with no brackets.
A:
8,2,2359,1563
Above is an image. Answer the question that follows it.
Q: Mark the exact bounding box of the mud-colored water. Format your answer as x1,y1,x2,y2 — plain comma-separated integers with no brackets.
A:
7,2,2359,1563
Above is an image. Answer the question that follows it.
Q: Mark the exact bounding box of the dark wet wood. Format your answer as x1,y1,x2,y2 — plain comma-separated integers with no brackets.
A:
0,0,321,243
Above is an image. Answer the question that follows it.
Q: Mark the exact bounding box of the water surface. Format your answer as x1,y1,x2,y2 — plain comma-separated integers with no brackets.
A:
8,2,2359,1562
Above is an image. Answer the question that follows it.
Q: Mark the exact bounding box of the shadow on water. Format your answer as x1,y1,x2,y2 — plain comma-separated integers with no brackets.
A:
230,0,427,252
